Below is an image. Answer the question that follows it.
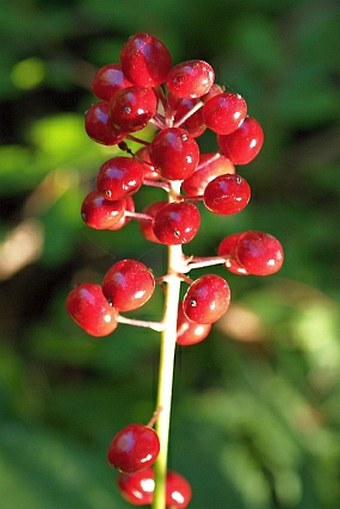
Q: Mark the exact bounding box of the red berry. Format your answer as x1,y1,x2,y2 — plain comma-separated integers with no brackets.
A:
108,196,135,231
153,201,201,245
92,63,132,101
118,468,154,505
182,152,235,197
149,127,200,180
217,116,264,165
109,86,157,132
120,33,172,87
176,305,211,346
96,157,144,201
203,174,251,215
166,471,192,509
217,232,250,275
66,283,118,337
183,274,231,324
235,231,284,276
203,92,247,135
81,191,125,230
108,424,160,473
166,59,215,98
84,102,127,145
139,201,167,243
102,259,155,312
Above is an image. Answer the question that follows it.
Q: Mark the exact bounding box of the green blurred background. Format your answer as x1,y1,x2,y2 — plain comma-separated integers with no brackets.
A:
0,0,339,508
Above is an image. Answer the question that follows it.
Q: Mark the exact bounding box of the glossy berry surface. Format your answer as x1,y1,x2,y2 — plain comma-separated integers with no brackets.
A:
81,191,125,230
153,201,201,245
183,274,231,324
108,424,160,473
102,259,155,312
96,156,144,201
171,96,206,138
139,201,167,243
166,471,192,509
92,63,132,101
235,231,284,276
149,127,200,180
66,283,118,337
135,147,159,181
109,86,157,132
166,59,215,98
182,152,235,196
217,116,264,165
120,32,172,87
203,173,251,215
84,101,127,145
176,305,212,346
203,92,247,135
118,468,154,505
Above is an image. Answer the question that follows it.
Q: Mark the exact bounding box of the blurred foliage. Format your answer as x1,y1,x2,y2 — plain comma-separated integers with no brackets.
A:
0,0,339,508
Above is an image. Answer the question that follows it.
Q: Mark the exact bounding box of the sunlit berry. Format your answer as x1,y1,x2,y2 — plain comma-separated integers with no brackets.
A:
203,173,251,215
217,232,250,275
108,423,160,473
102,259,155,312
235,230,284,276
153,202,201,245
203,92,247,135
108,196,135,231
96,157,144,201
166,59,215,98
166,470,192,509
149,127,200,180
183,274,230,324
139,201,167,243
109,86,157,132
66,283,118,337
118,467,155,505
81,191,125,230
84,102,127,145
120,32,172,87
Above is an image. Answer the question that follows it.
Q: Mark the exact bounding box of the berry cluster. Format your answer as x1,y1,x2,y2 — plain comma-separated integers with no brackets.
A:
66,32,284,508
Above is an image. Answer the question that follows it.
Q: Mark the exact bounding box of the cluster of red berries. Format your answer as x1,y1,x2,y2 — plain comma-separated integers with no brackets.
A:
66,32,284,507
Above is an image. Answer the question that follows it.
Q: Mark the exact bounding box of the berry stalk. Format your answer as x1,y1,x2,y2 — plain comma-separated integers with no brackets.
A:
153,182,183,509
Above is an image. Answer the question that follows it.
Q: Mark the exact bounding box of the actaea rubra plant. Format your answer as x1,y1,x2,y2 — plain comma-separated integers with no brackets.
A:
66,32,284,509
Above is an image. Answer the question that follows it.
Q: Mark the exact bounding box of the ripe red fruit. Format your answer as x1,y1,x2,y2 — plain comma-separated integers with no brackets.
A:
235,231,284,276
170,96,206,137
96,156,144,201
92,63,132,101
176,305,211,346
182,152,235,197
84,102,127,145
166,471,192,509
203,92,247,135
203,173,251,215
108,424,160,473
139,201,167,243
66,283,118,337
81,191,125,230
118,468,154,505
109,86,157,132
135,147,159,181
102,259,155,312
217,116,264,165
166,59,215,98
183,274,231,324
120,32,172,87
149,127,200,180
153,201,201,245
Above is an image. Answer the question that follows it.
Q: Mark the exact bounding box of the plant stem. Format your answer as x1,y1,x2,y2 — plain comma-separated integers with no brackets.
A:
152,182,183,509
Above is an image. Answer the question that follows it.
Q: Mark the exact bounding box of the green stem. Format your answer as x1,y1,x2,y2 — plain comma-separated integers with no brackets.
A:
152,183,183,509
